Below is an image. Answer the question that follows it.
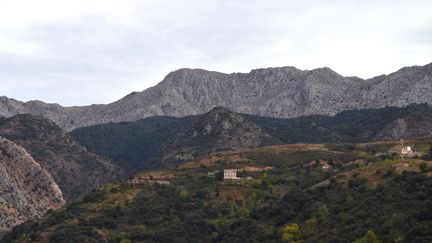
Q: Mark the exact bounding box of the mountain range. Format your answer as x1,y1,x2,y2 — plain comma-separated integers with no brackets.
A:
1,62,432,240
1,62,432,131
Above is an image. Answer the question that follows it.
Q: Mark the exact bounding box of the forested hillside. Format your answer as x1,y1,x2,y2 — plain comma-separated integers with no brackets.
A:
70,116,198,172
3,142,432,242
71,104,432,172
249,103,432,143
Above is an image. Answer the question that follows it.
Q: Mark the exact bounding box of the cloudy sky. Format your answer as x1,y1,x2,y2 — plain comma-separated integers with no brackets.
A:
0,0,431,106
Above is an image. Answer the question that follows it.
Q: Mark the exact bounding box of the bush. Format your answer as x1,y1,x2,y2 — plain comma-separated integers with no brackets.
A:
419,162,428,173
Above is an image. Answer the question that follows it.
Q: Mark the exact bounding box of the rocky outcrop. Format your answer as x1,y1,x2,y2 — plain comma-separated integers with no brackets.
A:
1,62,432,131
0,138,64,233
0,115,123,201
162,107,277,162
374,117,432,141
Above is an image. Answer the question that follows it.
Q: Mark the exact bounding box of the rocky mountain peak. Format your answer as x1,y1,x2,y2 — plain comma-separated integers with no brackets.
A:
1,62,432,131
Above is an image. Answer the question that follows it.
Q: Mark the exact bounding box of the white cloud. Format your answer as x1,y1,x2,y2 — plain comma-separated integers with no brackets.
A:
0,0,431,105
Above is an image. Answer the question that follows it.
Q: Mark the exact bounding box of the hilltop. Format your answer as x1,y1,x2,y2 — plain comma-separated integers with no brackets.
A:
162,107,277,163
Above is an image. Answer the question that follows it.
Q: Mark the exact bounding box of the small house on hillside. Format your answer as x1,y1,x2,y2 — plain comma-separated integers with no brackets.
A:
223,169,240,180
322,164,332,171
401,146,413,157
389,145,418,158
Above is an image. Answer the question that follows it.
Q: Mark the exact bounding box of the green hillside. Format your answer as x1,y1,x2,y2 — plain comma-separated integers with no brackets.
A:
3,142,432,242
70,104,432,172
70,116,198,172
248,103,432,143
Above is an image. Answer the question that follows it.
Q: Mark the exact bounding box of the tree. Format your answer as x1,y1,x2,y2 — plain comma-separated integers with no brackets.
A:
419,162,428,173
317,204,330,219
354,229,382,243
282,223,302,242
328,158,334,166
304,217,318,235
313,159,319,168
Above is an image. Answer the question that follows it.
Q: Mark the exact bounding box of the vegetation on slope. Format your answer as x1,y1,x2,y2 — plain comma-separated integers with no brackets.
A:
3,142,432,242
0,114,122,201
70,104,432,172
70,116,198,172
247,103,432,143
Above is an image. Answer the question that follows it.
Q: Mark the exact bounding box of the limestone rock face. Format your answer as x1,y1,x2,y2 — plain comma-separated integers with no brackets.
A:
1,63,432,131
0,115,123,201
162,107,277,162
0,138,64,233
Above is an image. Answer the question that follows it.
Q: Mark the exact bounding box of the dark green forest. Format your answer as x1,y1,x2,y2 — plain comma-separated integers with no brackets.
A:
70,116,198,172
247,103,432,143
70,104,432,172
3,172,431,242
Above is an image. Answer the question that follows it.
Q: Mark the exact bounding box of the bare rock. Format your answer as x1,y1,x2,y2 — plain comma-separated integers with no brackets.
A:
1,63,432,131
0,115,123,201
0,137,64,233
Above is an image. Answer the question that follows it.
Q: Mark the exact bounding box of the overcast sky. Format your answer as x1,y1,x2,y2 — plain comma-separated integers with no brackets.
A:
0,0,431,106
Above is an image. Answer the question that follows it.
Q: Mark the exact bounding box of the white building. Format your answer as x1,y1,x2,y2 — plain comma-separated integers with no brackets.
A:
322,164,332,171
223,169,240,180
401,146,413,156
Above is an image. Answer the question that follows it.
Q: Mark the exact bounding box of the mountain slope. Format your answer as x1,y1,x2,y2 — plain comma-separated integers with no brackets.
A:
71,104,432,171
0,138,64,233
1,62,432,130
3,142,432,242
162,107,277,163
0,115,123,201
70,116,199,172
248,103,432,143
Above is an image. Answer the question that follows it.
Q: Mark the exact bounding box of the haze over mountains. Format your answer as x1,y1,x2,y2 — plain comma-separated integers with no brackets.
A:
1,62,432,131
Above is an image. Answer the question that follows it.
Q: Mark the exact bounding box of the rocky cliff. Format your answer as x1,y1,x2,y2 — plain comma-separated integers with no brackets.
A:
0,115,123,201
0,138,64,233
1,62,432,131
162,107,277,163
373,117,432,141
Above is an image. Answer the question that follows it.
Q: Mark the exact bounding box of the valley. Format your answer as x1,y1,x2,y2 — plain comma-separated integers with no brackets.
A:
1,1,432,241
1,102,432,242
1,66,432,242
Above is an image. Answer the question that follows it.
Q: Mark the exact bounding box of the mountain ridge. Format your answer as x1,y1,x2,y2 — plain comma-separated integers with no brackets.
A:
1,62,432,130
